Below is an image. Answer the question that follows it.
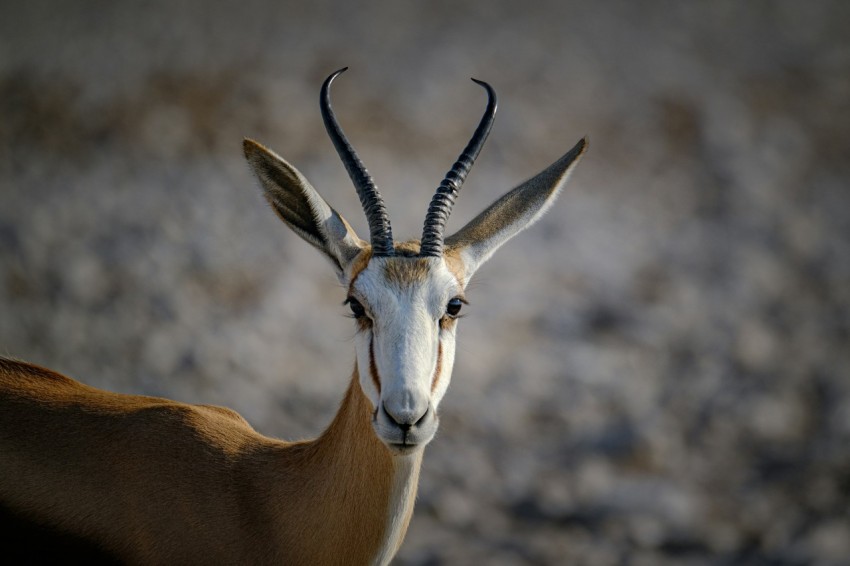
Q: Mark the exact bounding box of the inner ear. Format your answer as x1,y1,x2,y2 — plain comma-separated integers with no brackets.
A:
244,139,365,276
445,138,587,279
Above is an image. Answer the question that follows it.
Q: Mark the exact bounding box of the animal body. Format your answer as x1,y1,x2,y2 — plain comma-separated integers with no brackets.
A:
0,68,587,564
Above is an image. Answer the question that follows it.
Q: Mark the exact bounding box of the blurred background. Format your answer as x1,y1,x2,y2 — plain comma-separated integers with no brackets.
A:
1,1,849,564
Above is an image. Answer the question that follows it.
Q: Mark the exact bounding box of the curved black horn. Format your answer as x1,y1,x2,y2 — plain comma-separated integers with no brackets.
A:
419,79,497,257
320,68,395,256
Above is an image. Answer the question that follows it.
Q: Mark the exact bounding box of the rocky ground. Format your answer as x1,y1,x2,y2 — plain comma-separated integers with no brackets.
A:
1,2,849,564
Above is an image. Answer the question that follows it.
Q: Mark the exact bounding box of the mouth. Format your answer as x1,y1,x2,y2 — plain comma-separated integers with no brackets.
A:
371,405,439,455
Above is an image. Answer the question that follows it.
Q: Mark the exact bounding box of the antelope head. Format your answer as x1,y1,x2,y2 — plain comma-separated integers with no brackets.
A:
244,68,586,456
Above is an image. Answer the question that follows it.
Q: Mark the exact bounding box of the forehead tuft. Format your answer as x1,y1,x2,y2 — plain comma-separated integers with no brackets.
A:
383,257,432,286
347,239,464,292
392,240,422,256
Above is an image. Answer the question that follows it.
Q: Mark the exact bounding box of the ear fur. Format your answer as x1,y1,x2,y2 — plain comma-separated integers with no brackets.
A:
445,137,587,280
243,139,365,276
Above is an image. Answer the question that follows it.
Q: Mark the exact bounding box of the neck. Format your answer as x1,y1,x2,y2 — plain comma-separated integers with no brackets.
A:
263,370,422,565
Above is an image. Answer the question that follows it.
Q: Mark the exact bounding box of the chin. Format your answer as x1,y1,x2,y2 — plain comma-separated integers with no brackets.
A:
385,442,424,456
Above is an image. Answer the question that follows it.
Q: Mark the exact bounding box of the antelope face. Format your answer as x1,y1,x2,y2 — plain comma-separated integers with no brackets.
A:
244,68,586,458
346,250,464,454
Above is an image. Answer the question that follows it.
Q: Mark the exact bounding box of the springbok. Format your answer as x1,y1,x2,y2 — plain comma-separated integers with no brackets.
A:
0,68,587,564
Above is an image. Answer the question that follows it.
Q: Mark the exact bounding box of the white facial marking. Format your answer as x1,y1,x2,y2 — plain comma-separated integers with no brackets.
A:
348,255,463,453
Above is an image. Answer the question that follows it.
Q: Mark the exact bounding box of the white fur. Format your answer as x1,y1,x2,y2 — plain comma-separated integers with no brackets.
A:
350,258,462,449
371,452,422,566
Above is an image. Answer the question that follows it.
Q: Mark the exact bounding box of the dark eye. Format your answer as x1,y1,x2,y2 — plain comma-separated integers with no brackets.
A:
347,297,366,318
446,297,463,317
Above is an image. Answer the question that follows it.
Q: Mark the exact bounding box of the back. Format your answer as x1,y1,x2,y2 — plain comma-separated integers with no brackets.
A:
0,357,264,563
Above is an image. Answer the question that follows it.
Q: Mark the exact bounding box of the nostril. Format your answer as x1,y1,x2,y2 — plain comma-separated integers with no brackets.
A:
382,401,427,431
415,406,430,426
381,401,400,428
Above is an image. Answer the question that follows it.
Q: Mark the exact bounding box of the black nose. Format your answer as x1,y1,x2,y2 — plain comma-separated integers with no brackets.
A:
382,401,429,431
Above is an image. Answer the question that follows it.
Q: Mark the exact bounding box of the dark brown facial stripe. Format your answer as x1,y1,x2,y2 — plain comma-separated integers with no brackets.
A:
431,341,443,392
369,337,381,394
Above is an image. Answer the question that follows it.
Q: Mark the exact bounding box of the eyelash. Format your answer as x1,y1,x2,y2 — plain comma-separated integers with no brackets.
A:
344,297,367,318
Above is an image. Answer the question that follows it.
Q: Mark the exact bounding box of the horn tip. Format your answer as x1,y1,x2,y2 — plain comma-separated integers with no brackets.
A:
470,78,497,101
323,67,349,90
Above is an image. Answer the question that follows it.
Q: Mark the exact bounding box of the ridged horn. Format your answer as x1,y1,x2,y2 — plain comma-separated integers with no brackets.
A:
320,68,395,256
419,79,497,257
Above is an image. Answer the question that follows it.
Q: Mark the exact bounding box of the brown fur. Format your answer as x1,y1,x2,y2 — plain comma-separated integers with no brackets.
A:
346,248,373,296
382,257,432,288
350,240,464,292
0,357,406,565
442,246,467,285
391,241,422,256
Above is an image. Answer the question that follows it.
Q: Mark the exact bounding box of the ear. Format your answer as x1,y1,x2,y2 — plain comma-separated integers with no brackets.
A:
244,139,366,278
445,137,587,281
